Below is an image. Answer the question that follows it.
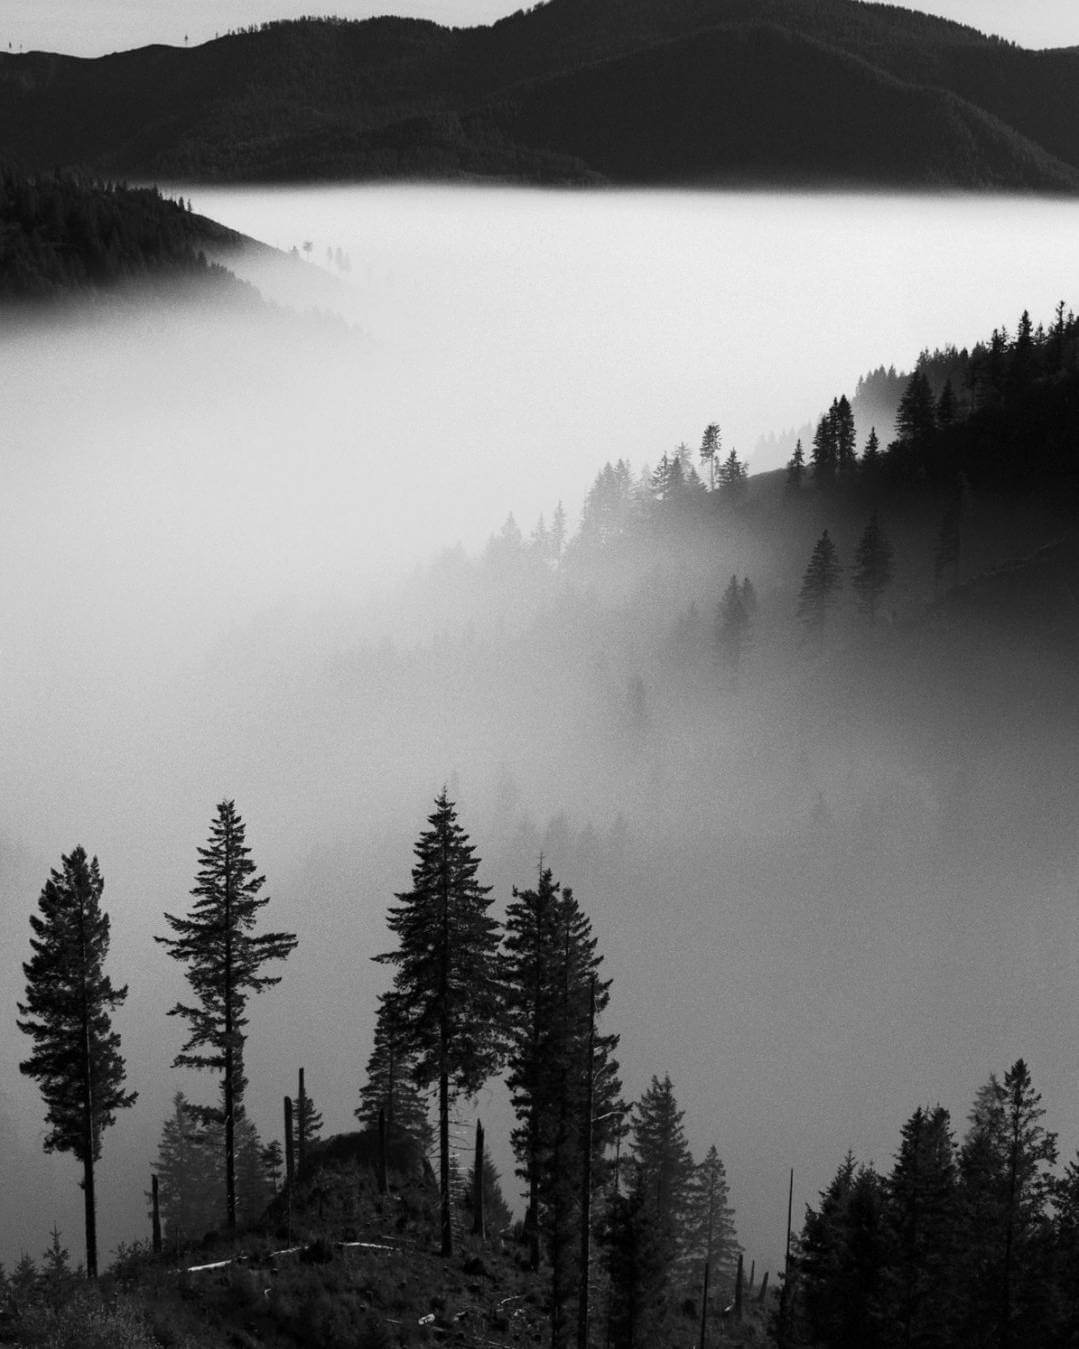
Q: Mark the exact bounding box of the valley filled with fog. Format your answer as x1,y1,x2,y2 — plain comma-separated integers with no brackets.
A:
3,186,1079,1274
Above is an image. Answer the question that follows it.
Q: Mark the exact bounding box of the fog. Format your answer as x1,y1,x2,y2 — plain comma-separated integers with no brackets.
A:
3,186,1079,1275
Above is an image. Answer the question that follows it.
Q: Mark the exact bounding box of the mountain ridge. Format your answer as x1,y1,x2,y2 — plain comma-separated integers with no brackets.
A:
2,0,1078,188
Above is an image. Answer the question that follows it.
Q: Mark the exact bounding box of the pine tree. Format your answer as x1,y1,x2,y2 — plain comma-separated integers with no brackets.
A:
936,378,957,427
503,865,624,1339
881,1105,958,1349
356,993,434,1153
785,439,806,492
740,576,757,616
17,846,136,1277
860,427,881,479
699,422,721,490
462,1141,514,1236
375,790,505,1257
293,1068,324,1164
714,574,751,681
956,1060,1057,1348
852,512,894,623
683,1145,740,1302
603,1177,672,1349
152,1091,222,1248
629,1075,695,1274
811,412,837,488
795,530,842,648
799,1155,887,1348
833,395,857,479
156,800,298,1234
717,448,748,497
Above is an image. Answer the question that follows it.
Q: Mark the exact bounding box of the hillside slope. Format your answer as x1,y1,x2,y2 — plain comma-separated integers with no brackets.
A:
1,0,1078,188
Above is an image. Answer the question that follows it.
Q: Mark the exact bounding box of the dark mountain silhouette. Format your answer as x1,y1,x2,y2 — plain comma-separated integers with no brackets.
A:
2,0,1079,188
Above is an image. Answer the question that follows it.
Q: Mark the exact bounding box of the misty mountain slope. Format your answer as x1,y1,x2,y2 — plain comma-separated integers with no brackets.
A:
0,166,260,302
2,0,1079,187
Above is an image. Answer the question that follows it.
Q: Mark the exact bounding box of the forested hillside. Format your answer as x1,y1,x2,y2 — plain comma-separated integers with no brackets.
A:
0,165,256,302
2,0,1079,187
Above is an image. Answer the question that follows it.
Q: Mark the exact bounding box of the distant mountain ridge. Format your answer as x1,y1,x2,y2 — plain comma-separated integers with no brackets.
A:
2,0,1079,188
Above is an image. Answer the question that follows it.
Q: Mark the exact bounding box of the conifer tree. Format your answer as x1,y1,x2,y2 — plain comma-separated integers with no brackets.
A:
860,426,881,479
683,1145,740,1299
293,1068,324,1164
629,1075,696,1271
799,1155,887,1348
956,1060,1057,1348
785,439,806,492
833,395,857,479
503,864,624,1335
852,512,894,623
260,1138,284,1193
603,1177,672,1349
156,800,298,1235
811,412,837,488
18,847,136,1278
462,1141,514,1237
357,993,433,1152
717,448,748,497
796,530,842,648
151,1091,221,1248
740,576,757,616
936,378,957,427
699,422,721,490
375,790,505,1257
882,1104,958,1349
714,574,751,681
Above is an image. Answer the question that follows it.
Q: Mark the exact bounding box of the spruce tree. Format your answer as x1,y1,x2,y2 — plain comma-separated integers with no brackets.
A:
17,846,136,1277
852,512,894,623
629,1075,696,1271
603,1178,672,1349
717,448,748,497
156,800,298,1235
833,395,857,479
882,1105,958,1349
860,426,881,481
811,412,837,488
714,574,751,681
151,1091,221,1249
785,439,806,492
375,790,505,1257
699,422,721,491
956,1060,1057,1348
683,1145,740,1300
796,530,842,648
356,993,433,1153
503,865,624,1340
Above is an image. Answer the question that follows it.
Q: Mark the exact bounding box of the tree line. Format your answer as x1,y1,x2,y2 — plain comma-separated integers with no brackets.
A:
780,1058,1079,1348
14,794,741,1348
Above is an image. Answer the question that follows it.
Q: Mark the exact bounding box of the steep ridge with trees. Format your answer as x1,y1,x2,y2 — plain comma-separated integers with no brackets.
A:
2,0,1079,187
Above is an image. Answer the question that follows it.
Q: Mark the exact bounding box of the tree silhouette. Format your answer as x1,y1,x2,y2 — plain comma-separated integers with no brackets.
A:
852,512,894,623
375,790,505,1256
18,847,136,1277
156,800,298,1234
796,530,842,648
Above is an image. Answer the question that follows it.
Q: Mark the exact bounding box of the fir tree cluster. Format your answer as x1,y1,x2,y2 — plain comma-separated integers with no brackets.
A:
783,1059,1079,1348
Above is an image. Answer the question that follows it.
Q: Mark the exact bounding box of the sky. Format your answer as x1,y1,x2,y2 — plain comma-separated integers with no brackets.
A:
3,0,1077,58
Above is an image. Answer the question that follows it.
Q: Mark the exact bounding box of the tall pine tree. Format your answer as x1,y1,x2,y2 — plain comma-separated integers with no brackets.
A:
156,800,298,1234
18,847,136,1278
375,790,505,1256
796,530,842,649
503,866,624,1343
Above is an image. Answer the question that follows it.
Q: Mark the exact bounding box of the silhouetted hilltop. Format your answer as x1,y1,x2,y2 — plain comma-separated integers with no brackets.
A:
2,0,1078,188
